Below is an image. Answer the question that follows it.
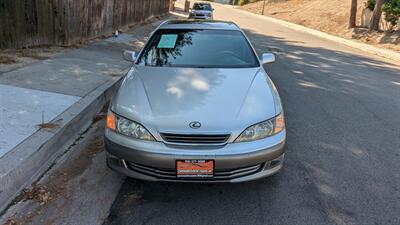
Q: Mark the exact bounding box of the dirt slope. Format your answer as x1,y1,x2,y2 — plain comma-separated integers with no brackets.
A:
241,0,400,52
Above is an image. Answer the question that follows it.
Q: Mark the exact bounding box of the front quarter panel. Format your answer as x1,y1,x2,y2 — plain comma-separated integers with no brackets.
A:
111,67,153,126
236,70,278,126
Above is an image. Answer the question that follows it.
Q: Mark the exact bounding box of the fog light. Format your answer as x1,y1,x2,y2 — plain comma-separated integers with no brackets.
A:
270,154,285,168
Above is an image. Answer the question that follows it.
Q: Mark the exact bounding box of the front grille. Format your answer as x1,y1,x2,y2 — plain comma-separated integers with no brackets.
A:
127,161,263,181
160,133,230,145
195,14,205,16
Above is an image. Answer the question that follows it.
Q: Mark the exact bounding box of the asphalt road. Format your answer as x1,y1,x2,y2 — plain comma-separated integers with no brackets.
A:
104,5,400,225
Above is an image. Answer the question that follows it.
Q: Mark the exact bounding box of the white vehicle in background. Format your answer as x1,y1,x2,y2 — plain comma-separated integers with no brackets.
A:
189,2,214,20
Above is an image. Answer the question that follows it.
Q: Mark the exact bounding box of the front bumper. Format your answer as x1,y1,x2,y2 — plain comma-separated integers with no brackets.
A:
104,129,286,183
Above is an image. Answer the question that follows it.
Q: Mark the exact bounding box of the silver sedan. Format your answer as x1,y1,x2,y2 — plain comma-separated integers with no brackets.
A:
188,2,214,20
105,20,286,182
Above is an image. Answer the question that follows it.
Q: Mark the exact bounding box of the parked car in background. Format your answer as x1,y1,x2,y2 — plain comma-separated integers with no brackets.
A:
105,20,286,183
189,2,214,19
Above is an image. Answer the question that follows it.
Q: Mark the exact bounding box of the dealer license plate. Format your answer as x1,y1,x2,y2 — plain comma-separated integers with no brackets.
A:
176,160,214,178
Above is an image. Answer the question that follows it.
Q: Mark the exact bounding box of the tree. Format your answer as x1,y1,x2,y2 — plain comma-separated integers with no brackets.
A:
382,0,400,27
369,0,385,31
349,0,358,28
238,0,249,6
261,0,267,15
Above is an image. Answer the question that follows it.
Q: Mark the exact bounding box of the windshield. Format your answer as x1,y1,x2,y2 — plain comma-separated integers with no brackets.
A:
193,3,212,11
137,29,259,68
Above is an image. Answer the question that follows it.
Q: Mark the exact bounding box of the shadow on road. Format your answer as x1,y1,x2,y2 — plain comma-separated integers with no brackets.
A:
103,30,400,225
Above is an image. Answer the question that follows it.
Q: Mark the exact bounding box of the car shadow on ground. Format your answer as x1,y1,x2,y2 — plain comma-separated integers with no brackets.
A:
103,31,400,225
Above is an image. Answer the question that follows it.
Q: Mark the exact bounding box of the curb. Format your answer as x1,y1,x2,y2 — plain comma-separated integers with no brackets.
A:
0,73,125,214
218,4,400,63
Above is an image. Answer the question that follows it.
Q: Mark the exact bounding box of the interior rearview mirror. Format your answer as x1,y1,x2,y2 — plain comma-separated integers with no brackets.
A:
123,50,136,62
261,53,275,64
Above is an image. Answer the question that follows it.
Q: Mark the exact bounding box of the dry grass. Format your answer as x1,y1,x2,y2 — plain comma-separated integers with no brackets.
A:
20,185,52,205
2,218,21,225
37,122,60,129
241,0,400,52
92,114,107,123
15,50,50,60
0,47,65,74
0,55,17,64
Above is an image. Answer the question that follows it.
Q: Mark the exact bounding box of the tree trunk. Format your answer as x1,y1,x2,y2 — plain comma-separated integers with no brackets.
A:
369,0,384,31
261,0,267,15
348,0,357,28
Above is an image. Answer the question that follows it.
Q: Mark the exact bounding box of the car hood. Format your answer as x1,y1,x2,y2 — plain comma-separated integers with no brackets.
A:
112,66,278,134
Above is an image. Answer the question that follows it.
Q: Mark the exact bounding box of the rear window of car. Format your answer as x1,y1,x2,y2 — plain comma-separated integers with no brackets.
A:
193,3,212,11
137,29,260,68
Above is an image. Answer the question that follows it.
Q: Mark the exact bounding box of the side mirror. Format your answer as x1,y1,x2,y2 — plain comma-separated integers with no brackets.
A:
123,50,136,62
261,53,275,64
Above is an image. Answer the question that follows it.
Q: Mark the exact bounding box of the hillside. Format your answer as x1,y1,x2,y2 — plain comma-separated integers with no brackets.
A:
241,0,400,52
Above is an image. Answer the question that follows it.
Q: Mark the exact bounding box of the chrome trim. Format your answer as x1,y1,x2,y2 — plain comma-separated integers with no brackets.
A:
121,159,128,169
161,133,230,145
127,161,263,180
215,164,261,175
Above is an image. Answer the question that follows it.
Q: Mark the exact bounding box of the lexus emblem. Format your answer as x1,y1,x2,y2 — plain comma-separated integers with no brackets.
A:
189,121,201,129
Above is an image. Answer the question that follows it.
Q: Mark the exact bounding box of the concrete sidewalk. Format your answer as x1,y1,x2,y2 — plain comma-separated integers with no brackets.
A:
0,17,165,213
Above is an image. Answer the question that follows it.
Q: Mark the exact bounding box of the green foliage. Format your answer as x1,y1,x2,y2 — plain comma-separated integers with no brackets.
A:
236,0,261,6
382,0,400,26
366,0,399,26
367,0,376,10
239,0,250,6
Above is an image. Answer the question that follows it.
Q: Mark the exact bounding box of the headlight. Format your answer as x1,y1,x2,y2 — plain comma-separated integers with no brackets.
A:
235,114,284,143
106,111,155,141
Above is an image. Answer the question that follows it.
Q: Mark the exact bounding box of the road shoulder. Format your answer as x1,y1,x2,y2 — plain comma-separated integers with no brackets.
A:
0,120,124,225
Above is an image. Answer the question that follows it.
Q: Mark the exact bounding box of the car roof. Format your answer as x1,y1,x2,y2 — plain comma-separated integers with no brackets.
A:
193,2,211,5
158,20,241,31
